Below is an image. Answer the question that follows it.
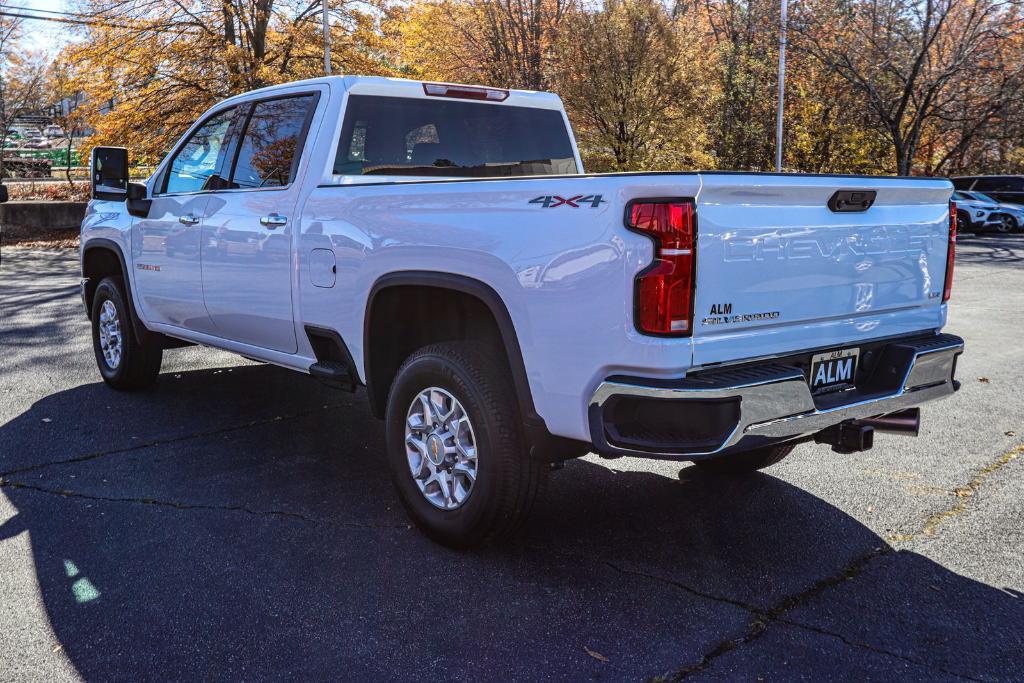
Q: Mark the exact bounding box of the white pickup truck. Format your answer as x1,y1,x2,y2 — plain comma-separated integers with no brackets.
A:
80,75,964,546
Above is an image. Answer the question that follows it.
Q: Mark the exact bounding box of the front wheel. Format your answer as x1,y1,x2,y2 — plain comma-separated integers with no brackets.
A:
384,342,546,548
993,215,1015,234
91,277,163,390
692,444,795,475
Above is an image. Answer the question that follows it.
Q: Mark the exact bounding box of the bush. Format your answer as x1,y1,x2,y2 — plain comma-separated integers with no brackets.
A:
6,181,90,202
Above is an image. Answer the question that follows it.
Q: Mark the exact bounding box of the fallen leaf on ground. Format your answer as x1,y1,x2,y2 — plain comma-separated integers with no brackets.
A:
1006,431,1017,437
978,377,990,383
584,646,609,663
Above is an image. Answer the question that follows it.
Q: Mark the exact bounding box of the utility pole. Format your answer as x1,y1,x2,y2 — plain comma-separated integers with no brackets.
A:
323,0,331,75
775,0,787,172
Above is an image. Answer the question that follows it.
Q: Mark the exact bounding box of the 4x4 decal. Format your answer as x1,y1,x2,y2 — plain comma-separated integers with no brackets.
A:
529,194,606,208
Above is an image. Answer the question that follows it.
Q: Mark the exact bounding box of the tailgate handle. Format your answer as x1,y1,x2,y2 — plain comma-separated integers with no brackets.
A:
828,190,876,212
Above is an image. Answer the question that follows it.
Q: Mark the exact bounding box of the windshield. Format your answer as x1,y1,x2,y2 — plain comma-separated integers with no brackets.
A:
333,95,577,178
968,192,999,204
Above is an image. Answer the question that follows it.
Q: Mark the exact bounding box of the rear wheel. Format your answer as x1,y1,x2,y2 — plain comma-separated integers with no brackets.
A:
384,342,546,548
692,444,794,475
91,277,162,390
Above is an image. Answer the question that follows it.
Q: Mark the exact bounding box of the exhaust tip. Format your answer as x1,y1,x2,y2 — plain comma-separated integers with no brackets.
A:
855,408,921,437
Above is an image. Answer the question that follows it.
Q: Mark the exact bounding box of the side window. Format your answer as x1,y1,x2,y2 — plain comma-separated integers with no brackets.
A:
966,176,1015,192
163,108,236,194
230,95,315,189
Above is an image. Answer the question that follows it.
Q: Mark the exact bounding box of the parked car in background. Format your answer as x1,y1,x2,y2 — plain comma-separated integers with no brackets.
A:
952,190,1022,233
953,175,1024,206
951,190,996,232
43,125,65,138
22,137,52,149
957,190,1023,233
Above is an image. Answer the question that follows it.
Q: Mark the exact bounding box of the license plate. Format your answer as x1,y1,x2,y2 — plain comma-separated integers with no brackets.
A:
809,347,860,392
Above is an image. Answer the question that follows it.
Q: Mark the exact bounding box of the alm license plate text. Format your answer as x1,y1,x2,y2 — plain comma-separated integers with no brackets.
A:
809,348,860,392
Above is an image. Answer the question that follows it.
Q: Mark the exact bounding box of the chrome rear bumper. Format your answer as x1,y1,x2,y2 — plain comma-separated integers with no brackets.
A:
588,333,964,461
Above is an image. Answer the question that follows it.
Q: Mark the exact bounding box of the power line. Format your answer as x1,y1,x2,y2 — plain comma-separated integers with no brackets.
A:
0,8,186,31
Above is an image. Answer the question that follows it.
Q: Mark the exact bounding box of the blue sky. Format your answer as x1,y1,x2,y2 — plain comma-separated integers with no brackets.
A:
7,0,72,53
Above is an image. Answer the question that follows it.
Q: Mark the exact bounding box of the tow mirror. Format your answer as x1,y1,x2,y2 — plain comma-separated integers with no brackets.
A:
91,147,129,201
0,184,7,203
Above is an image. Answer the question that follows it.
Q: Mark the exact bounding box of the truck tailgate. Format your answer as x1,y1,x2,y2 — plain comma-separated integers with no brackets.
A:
691,174,953,367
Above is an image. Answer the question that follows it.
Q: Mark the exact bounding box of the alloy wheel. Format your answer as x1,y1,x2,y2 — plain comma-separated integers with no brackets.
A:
404,387,478,510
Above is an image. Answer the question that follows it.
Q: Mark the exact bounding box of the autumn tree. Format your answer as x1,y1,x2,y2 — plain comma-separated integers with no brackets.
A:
47,59,89,185
795,0,1024,175
396,0,574,89
69,0,394,160
554,0,715,171
699,0,780,170
0,12,47,178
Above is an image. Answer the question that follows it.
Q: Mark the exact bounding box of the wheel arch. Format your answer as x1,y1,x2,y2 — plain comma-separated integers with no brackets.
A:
81,238,150,343
363,271,584,460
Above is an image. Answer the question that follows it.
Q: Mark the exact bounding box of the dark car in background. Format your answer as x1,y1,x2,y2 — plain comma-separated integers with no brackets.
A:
952,176,1024,205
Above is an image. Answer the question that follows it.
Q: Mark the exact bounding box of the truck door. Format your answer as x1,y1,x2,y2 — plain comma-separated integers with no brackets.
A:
200,93,319,354
131,106,238,333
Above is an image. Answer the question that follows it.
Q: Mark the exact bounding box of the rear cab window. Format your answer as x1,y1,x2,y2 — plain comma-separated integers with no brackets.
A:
333,95,577,178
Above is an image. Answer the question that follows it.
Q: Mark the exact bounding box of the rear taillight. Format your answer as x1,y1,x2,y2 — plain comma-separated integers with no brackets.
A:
626,200,696,336
944,201,957,302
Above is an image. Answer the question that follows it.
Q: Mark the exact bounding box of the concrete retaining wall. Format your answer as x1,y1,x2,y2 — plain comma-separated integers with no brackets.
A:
0,201,88,239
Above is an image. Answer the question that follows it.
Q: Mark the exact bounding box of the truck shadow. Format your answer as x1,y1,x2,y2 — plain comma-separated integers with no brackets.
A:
957,232,1024,267
0,365,1021,679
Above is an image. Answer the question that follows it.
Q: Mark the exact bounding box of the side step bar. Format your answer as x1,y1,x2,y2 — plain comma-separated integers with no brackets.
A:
309,361,358,392
305,325,359,392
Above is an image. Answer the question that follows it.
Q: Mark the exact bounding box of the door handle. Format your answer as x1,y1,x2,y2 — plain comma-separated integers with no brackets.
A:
178,214,200,226
260,213,288,228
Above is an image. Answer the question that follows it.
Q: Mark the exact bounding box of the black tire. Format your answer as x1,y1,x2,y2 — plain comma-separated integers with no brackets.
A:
957,211,972,233
692,444,795,475
91,276,163,390
993,215,1014,234
384,342,546,548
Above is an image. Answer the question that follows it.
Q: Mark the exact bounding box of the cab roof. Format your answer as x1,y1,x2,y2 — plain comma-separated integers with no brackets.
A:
220,75,566,111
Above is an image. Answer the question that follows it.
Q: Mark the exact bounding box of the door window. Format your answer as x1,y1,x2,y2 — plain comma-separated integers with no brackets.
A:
230,95,316,189
163,108,236,194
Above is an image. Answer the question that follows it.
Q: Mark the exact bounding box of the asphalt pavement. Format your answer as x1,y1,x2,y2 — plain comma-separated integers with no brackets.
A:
1,235,1022,681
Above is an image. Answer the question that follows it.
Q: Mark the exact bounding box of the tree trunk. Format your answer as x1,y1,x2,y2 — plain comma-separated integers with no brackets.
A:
64,130,75,187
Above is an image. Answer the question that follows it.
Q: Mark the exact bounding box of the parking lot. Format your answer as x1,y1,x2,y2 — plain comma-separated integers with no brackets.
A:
1,235,1022,681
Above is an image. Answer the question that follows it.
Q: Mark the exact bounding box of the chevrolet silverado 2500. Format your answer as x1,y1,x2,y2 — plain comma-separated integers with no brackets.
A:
80,76,964,547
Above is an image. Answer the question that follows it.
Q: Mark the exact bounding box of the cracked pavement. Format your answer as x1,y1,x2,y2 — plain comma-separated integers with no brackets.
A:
1,236,1022,681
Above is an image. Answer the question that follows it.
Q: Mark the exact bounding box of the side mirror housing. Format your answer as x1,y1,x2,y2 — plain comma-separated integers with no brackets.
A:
126,181,151,218
0,184,8,203
91,147,129,201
